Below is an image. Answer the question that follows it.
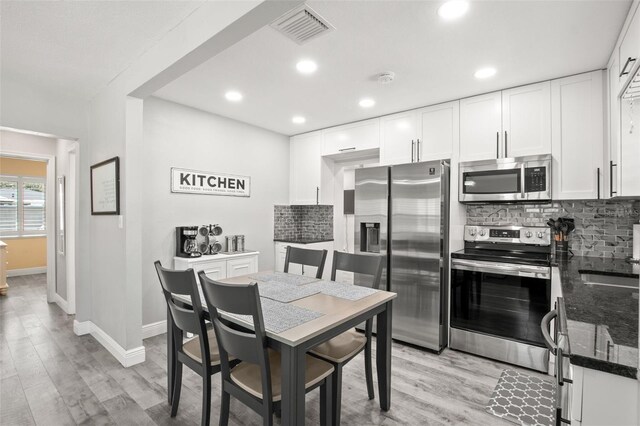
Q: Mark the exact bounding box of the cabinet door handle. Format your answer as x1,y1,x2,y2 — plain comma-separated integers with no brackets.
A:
620,57,637,77
597,167,601,199
411,140,415,162
504,131,508,158
416,139,420,162
316,186,319,205
610,161,617,196
338,147,356,152
496,132,500,158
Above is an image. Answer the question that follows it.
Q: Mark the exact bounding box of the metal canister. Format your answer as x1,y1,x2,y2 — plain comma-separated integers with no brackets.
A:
236,235,245,252
225,236,236,252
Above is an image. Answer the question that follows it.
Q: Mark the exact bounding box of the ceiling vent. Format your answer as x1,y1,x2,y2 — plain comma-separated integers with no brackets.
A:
270,5,334,45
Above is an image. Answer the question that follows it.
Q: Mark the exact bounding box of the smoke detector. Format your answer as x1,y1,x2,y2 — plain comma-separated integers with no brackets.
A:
270,5,334,45
378,72,396,84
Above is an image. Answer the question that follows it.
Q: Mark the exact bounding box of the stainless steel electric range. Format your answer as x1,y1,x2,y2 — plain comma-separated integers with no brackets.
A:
450,225,552,372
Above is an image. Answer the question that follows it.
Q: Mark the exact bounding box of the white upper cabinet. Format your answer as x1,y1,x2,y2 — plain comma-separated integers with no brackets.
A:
551,71,604,200
380,111,418,165
379,101,459,166
606,54,621,199
459,91,503,161
460,83,552,162
290,131,322,205
321,118,380,156
619,3,640,83
619,81,640,198
417,100,460,162
501,81,551,158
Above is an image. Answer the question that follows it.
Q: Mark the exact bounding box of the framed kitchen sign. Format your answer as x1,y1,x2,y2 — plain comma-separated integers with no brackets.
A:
91,156,120,215
171,167,251,197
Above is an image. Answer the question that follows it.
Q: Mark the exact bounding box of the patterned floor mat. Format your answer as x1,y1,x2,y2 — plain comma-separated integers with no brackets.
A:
486,369,555,426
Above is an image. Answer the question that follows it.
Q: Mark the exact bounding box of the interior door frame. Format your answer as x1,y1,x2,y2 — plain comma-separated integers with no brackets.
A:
1,150,56,303
65,142,79,314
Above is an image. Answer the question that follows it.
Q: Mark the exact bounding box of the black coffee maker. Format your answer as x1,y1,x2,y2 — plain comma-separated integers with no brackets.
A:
176,226,202,258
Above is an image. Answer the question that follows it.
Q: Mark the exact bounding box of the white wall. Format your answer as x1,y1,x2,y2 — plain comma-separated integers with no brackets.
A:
141,97,289,326
0,130,57,156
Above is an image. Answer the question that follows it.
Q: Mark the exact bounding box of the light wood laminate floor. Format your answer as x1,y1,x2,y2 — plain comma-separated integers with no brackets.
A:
0,274,542,425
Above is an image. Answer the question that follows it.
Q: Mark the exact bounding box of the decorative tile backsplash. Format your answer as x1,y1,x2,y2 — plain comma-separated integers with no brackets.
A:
274,205,333,242
466,200,640,258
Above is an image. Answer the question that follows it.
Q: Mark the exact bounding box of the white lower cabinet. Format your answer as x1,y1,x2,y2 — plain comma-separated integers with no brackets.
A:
570,365,638,426
227,256,258,278
551,71,604,200
174,252,260,282
274,241,334,280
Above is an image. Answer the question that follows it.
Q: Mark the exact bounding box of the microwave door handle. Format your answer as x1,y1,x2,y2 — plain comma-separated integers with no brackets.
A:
520,164,526,199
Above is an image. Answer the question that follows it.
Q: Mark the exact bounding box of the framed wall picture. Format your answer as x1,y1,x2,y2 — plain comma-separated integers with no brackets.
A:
90,156,120,215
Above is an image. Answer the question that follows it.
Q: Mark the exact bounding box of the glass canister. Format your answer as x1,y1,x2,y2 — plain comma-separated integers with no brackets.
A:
236,235,245,252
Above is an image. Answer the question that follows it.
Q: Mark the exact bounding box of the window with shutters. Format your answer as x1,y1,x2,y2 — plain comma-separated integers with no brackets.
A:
0,176,46,236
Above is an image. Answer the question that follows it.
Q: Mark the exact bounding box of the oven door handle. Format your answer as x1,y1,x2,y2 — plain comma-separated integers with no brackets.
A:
541,309,558,355
451,259,550,279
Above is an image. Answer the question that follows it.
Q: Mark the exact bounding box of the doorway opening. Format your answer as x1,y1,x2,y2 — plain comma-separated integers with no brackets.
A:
0,128,78,314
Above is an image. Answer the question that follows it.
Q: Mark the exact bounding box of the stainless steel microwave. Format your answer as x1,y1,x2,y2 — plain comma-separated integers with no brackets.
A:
459,154,552,203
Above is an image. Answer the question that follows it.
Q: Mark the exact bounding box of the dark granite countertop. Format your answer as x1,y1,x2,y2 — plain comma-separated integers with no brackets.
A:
555,256,639,379
274,238,334,244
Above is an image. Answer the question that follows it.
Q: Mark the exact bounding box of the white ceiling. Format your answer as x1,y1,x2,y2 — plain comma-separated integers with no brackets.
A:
1,0,204,100
155,0,631,136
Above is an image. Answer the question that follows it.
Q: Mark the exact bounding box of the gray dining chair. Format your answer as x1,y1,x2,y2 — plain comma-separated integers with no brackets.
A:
154,260,223,426
284,245,328,279
309,251,384,426
198,271,335,426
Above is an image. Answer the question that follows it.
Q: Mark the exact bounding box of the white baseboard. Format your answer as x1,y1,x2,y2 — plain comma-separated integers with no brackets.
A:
7,266,47,277
73,320,146,367
142,320,167,340
53,293,69,314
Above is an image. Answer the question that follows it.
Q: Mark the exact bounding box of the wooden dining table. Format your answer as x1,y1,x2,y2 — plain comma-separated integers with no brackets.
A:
168,271,396,425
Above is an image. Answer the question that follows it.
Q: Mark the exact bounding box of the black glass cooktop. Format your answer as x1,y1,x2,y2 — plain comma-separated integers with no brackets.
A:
452,248,552,267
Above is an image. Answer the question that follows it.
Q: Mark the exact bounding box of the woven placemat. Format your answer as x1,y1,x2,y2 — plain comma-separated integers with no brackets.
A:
256,281,321,303
195,286,323,333
224,298,323,333
249,271,319,286
486,369,555,426
305,280,380,301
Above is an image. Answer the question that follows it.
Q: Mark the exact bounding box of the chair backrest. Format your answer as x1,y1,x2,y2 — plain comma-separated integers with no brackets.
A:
284,246,328,279
154,261,209,360
330,251,384,289
198,272,272,402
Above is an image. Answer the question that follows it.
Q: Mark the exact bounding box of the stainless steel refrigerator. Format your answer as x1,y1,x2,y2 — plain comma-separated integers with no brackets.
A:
354,160,450,351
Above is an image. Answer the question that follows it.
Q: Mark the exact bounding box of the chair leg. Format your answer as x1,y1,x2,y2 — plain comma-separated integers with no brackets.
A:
201,369,211,426
320,374,333,426
331,365,343,426
170,362,183,417
219,387,230,426
365,319,375,400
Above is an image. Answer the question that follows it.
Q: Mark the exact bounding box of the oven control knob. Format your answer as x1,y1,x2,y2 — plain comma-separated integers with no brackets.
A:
479,229,486,237
537,231,544,239
468,228,476,237
525,231,532,238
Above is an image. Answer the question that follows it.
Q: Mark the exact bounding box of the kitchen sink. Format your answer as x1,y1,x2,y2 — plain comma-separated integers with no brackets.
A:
579,272,639,289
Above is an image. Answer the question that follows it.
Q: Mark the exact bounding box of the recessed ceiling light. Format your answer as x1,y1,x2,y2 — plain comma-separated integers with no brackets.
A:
474,67,497,79
359,98,375,108
438,1,469,21
225,91,243,102
296,60,318,74
292,116,306,124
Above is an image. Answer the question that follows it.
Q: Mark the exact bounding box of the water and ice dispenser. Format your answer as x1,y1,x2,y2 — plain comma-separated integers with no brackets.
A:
360,222,380,253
